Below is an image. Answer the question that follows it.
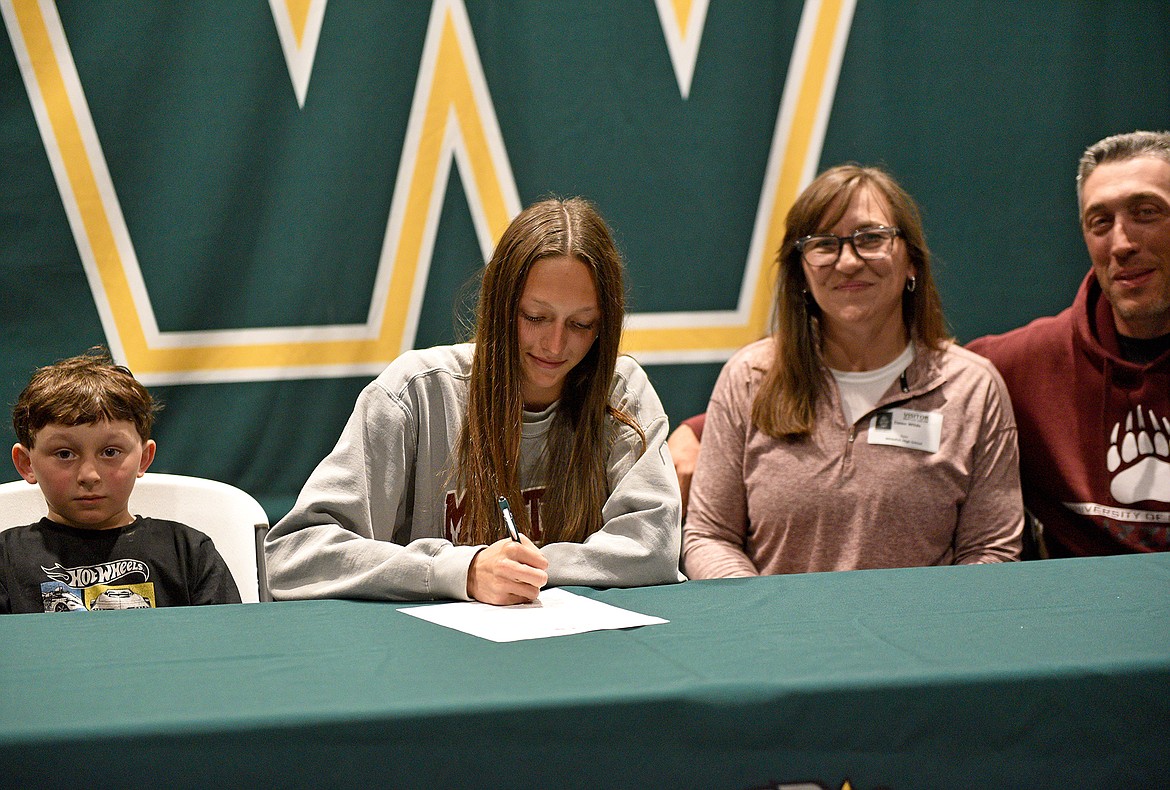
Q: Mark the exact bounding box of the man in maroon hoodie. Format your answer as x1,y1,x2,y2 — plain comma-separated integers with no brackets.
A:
671,131,1170,558
967,130,1170,558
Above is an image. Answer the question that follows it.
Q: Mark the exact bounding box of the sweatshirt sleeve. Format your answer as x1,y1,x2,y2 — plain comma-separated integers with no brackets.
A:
952,358,1025,564
681,351,760,579
264,382,481,602
540,360,685,588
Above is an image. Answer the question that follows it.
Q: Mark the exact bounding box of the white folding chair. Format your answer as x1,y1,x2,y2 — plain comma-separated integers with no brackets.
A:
0,473,270,602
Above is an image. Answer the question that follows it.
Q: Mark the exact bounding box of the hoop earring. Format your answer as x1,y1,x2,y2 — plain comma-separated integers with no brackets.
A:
906,276,917,293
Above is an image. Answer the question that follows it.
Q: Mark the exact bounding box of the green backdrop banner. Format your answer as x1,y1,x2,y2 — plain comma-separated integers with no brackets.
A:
2,1,1168,520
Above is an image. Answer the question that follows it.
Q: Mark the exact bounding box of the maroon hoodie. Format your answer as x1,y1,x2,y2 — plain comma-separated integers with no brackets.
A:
968,271,1170,556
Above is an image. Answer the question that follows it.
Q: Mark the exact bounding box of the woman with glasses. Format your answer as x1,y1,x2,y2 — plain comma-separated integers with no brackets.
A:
682,164,1023,578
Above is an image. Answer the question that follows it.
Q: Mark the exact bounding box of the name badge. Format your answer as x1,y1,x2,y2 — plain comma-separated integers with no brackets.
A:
867,408,942,453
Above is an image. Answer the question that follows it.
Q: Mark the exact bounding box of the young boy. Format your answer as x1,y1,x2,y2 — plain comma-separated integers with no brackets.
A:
1,348,241,613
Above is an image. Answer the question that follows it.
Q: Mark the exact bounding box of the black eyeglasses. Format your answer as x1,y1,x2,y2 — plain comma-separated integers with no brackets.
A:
795,226,901,267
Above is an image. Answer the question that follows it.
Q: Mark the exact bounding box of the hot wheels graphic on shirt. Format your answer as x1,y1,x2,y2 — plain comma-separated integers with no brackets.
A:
42,559,149,588
37,561,157,612
40,581,85,612
89,585,154,610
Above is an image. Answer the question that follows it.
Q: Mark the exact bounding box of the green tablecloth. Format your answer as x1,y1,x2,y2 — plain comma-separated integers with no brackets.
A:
2,553,1168,788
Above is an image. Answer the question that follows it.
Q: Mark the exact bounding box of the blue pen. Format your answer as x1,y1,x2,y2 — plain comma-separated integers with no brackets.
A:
497,495,521,542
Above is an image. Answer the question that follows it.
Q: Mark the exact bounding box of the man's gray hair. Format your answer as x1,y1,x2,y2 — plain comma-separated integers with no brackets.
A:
1077,130,1170,208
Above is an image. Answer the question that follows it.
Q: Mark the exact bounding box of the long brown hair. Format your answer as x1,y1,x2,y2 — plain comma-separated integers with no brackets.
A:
455,197,642,546
752,164,950,440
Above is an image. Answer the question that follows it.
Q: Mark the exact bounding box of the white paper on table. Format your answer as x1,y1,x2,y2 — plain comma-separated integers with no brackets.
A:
398,587,668,642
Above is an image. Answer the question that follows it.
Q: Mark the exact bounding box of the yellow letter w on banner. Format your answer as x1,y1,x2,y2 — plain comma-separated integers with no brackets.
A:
3,0,853,383
3,0,520,384
625,0,856,365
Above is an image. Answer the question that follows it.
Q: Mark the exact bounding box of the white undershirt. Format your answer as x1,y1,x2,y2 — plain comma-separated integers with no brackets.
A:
829,342,915,426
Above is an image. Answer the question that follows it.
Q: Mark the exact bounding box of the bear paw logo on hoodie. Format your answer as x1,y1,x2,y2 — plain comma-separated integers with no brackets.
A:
1107,408,1170,505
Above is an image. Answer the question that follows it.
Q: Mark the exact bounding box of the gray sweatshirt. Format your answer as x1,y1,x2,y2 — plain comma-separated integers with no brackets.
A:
266,344,684,601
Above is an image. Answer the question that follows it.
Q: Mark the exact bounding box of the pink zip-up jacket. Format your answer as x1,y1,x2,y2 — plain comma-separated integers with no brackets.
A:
683,338,1023,578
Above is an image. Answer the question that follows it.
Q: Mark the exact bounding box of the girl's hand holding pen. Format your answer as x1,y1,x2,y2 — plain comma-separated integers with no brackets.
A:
466,533,549,605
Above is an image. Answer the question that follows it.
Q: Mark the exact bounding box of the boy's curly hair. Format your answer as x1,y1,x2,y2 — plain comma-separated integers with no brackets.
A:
12,347,160,448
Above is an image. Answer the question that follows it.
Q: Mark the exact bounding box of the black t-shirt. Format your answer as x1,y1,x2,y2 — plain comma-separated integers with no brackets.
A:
1116,332,1170,366
0,516,242,614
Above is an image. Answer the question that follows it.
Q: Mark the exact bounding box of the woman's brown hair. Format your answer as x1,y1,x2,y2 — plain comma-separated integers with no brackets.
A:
752,164,950,440
455,197,642,546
